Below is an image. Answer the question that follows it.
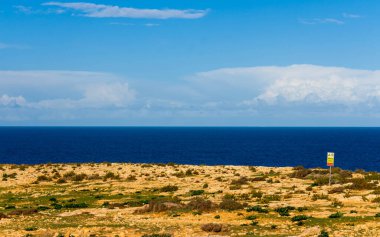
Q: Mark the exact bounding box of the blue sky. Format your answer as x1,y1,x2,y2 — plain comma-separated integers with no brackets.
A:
1,0,380,126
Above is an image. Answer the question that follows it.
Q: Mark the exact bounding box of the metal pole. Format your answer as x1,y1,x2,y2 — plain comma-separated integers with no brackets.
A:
329,166,332,186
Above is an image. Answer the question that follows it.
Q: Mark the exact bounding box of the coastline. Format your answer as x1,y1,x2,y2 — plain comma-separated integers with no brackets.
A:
1,162,380,236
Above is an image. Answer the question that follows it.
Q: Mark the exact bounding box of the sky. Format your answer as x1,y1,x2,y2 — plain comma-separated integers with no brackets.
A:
1,0,380,126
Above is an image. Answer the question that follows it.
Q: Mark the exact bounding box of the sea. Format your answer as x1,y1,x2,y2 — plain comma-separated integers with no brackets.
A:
0,127,380,171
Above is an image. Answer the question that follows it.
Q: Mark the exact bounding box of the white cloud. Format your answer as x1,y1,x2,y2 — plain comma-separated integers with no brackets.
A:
342,13,361,19
0,71,136,109
82,82,135,108
0,95,26,107
191,65,380,109
144,23,160,27
43,2,208,19
109,22,160,27
14,5,34,14
14,5,65,15
3,65,380,124
299,18,344,25
109,22,135,26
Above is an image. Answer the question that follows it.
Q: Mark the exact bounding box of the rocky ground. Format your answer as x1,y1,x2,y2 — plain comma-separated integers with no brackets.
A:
1,163,380,237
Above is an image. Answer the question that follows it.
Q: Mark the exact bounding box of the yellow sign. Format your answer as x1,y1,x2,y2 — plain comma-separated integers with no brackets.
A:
327,152,334,166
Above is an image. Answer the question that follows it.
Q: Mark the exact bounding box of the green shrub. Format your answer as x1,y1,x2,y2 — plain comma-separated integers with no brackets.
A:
56,178,66,183
63,203,89,208
126,175,137,181
231,176,249,185
72,173,87,181
250,220,259,226
260,194,281,204
63,171,76,179
291,215,309,222
313,176,330,186
189,190,205,196
36,175,50,182
252,176,266,181
297,207,308,212
24,227,38,231
160,185,179,192
185,169,194,176
229,184,242,190
5,205,15,209
172,171,185,178
329,212,343,218
318,230,329,237
49,197,57,202
37,206,50,211
245,215,257,220
104,172,120,180
311,194,329,201
51,203,62,210
372,197,380,203
274,206,295,216
365,172,380,181
349,178,376,190
141,234,172,237
251,190,263,198
331,199,344,207
375,213,380,217
289,167,312,179
246,205,269,213
3,173,17,180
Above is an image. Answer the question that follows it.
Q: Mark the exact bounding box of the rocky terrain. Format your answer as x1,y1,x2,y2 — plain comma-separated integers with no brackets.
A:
1,162,380,237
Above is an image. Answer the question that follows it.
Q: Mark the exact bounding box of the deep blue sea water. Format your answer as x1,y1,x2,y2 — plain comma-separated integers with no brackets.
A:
1,127,380,171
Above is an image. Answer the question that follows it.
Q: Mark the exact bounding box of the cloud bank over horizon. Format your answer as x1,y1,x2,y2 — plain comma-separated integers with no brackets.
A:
192,65,380,107
1,64,380,125
0,71,135,110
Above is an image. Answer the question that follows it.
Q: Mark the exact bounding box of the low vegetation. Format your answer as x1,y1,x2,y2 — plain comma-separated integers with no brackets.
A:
0,163,379,236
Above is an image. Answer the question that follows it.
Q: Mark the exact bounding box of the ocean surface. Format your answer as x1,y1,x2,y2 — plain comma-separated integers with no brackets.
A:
1,127,380,171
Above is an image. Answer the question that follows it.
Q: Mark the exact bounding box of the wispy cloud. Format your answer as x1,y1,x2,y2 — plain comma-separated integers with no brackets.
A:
299,18,344,25
144,23,160,27
0,42,11,49
14,5,34,14
109,22,160,27
0,42,25,50
109,22,135,26
342,13,361,19
14,5,65,15
42,2,209,19
299,12,362,25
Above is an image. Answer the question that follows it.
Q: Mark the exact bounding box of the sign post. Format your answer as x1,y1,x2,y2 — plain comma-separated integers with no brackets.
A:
327,152,334,185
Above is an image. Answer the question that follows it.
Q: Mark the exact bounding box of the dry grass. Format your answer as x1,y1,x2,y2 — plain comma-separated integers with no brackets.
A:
0,163,380,237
